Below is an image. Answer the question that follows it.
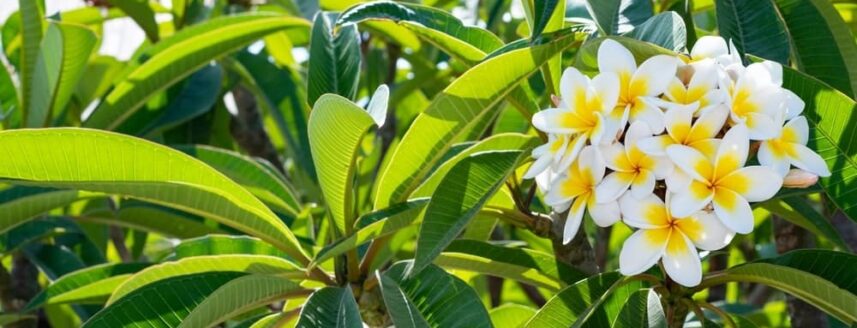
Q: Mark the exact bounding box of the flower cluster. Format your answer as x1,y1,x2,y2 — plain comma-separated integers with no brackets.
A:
526,37,831,287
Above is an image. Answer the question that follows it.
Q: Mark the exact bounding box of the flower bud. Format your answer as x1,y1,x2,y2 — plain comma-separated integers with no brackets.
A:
782,169,819,188
551,94,562,107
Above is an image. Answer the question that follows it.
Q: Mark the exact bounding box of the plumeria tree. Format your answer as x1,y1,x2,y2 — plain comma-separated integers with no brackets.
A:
0,0,855,327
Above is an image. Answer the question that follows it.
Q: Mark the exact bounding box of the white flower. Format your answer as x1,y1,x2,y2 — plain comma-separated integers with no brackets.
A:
663,60,727,116
722,62,785,140
638,102,728,160
524,133,586,179
595,121,673,202
758,116,831,177
598,39,678,133
689,35,742,71
619,193,734,287
544,146,620,244
665,125,783,234
533,68,619,148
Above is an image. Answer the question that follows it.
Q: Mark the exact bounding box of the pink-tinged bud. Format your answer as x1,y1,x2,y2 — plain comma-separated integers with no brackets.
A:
783,169,819,188
551,94,562,107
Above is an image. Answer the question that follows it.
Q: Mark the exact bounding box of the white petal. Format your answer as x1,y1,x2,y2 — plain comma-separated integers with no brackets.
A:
665,168,692,191
785,116,809,145
744,112,781,141
563,197,587,244
648,155,674,178
524,153,553,179
580,146,606,183
630,98,666,133
559,67,590,107
783,89,804,120
632,55,678,96
666,145,713,182
670,180,714,218
619,229,667,276
675,211,735,251
691,36,728,60
590,201,621,227
556,134,587,173
631,170,656,198
590,72,621,114
688,105,729,141
535,169,554,194
625,120,654,150
619,193,670,229
714,124,749,177
598,39,637,77
791,144,831,177
662,230,703,287
719,166,783,202
712,188,755,234
663,102,695,142
595,172,633,203
367,84,389,127
599,142,631,172
757,142,791,177
638,135,673,156
533,108,575,134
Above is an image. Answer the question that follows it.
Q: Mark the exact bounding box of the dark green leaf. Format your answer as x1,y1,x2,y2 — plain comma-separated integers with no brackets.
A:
623,12,686,52
108,0,160,41
25,263,150,311
585,0,653,35
307,13,360,105
296,287,362,328
525,272,646,327
715,0,790,64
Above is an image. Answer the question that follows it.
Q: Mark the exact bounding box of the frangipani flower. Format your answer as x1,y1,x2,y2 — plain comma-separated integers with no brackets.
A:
722,62,784,140
544,146,620,243
599,39,678,133
663,60,726,116
758,116,831,177
689,35,742,70
638,102,728,160
533,68,619,147
524,133,585,179
666,125,783,234
619,193,734,287
595,121,672,202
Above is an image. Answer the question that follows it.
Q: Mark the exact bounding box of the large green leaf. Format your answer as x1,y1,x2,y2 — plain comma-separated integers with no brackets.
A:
78,202,231,239
532,0,560,38
612,289,666,328
490,304,536,328
307,13,360,105
761,197,849,250
17,0,44,121
179,274,305,328
312,198,429,266
0,128,309,261
0,186,84,234
701,256,857,324
83,13,309,130
524,272,646,328
296,287,362,328
109,0,160,41
775,0,857,97
714,0,790,64
177,145,301,217
411,133,539,198
25,263,150,311
758,249,857,295
172,235,289,259
374,28,579,208
309,94,378,236
574,36,676,74
413,150,523,274
585,0,654,35
83,271,246,328
781,66,857,222
108,254,301,304
622,12,686,52
379,261,492,328
435,240,586,290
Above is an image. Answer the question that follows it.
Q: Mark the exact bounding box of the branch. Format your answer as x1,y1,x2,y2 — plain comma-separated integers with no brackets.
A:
229,85,287,175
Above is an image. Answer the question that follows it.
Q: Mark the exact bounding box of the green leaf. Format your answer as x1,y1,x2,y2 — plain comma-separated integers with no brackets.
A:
79,202,232,239
413,151,523,274
532,0,560,38
702,258,857,324
108,254,302,304
574,36,676,74
490,304,536,328
780,66,857,223
25,263,150,311
612,289,666,328
0,217,81,255
411,133,539,198
379,261,492,328
83,271,246,328
0,186,83,234
758,249,857,295
83,13,309,130
307,13,360,105
435,240,586,290
374,28,580,208
714,0,790,64
774,0,857,97
585,0,654,35
761,197,850,251
0,128,309,262
622,12,686,52
0,314,35,326
312,198,429,266
17,0,44,121
177,145,301,217
309,94,377,236
108,0,160,41
173,235,289,259
179,274,305,328
296,287,362,328
525,272,646,328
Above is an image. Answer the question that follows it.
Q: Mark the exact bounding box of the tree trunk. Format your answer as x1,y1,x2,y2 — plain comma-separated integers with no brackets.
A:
229,85,287,175
773,216,828,328
550,212,598,275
